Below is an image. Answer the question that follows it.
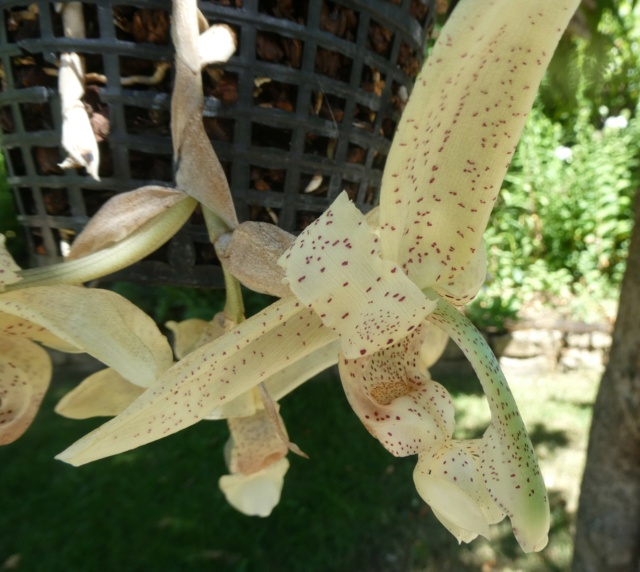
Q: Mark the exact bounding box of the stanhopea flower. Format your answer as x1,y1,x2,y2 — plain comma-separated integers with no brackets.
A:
55,0,580,552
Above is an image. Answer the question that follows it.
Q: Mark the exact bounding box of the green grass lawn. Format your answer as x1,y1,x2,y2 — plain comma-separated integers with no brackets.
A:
0,363,598,572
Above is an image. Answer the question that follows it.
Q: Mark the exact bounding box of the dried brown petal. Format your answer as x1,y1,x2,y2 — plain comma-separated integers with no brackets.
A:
215,222,294,297
68,186,187,259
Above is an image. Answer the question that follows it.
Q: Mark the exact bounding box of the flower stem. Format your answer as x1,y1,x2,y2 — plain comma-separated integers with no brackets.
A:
202,206,245,322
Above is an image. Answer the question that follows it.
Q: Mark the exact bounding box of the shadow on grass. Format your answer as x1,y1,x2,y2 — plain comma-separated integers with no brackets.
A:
529,423,571,450
432,370,485,397
1,369,575,572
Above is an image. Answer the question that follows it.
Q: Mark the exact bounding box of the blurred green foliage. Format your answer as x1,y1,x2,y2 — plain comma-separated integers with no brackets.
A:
469,0,640,328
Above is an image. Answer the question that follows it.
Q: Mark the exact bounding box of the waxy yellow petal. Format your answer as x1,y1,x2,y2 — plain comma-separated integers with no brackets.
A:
166,318,212,360
0,335,51,444
219,457,289,518
280,192,435,359
0,286,173,387
414,440,505,543
380,0,580,290
56,297,335,466
339,322,454,457
55,368,145,419
0,312,80,353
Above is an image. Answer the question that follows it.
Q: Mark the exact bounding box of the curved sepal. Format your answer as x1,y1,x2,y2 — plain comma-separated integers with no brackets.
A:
427,297,549,552
380,0,580,290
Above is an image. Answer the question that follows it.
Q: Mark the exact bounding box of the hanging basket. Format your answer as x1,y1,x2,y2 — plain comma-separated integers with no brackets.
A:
0,0,435,287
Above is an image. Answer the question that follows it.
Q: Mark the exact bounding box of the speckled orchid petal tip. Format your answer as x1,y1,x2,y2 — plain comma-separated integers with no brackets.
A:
279,192,435,359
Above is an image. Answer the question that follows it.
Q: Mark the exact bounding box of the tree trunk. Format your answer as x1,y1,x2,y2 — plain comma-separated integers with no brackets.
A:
572,190,640,572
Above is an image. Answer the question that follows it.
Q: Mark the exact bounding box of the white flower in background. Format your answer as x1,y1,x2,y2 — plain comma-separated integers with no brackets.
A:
604,115,629,129
554,146,573,161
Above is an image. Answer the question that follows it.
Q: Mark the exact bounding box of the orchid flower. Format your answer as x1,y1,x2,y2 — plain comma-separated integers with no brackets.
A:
55,0,579,552
0,235,174,444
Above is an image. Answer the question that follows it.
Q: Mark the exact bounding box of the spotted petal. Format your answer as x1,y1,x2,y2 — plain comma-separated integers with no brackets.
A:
0,312,80,353
206,337,340,420
380,0,580,290
339,322,454,457
56,297,335,466
280,192,435,359
413,439,505,543
0,335,51,444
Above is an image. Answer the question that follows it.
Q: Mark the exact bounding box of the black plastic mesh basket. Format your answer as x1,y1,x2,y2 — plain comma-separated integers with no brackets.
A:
0,0,435,287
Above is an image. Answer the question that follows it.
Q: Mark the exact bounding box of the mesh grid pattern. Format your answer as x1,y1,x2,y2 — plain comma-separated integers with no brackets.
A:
0,0,434,286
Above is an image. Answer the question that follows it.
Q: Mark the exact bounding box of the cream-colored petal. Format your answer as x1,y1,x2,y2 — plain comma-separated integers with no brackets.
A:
166,318,210,360
55,368,145,419
339,322,454,457
170,314,265,421
427,297,549,552
0,335,51,444
430,507,479,545
264,337,340,403
169,313,265,421
0,235,21,289
0,312,80,352
219,457,289,517
433,242,487,306
205,337,340,420
380,0,580,290
0,286,173,387
56,297,335,466
68,187,187,259
413,440,505,543
280,192,435,359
